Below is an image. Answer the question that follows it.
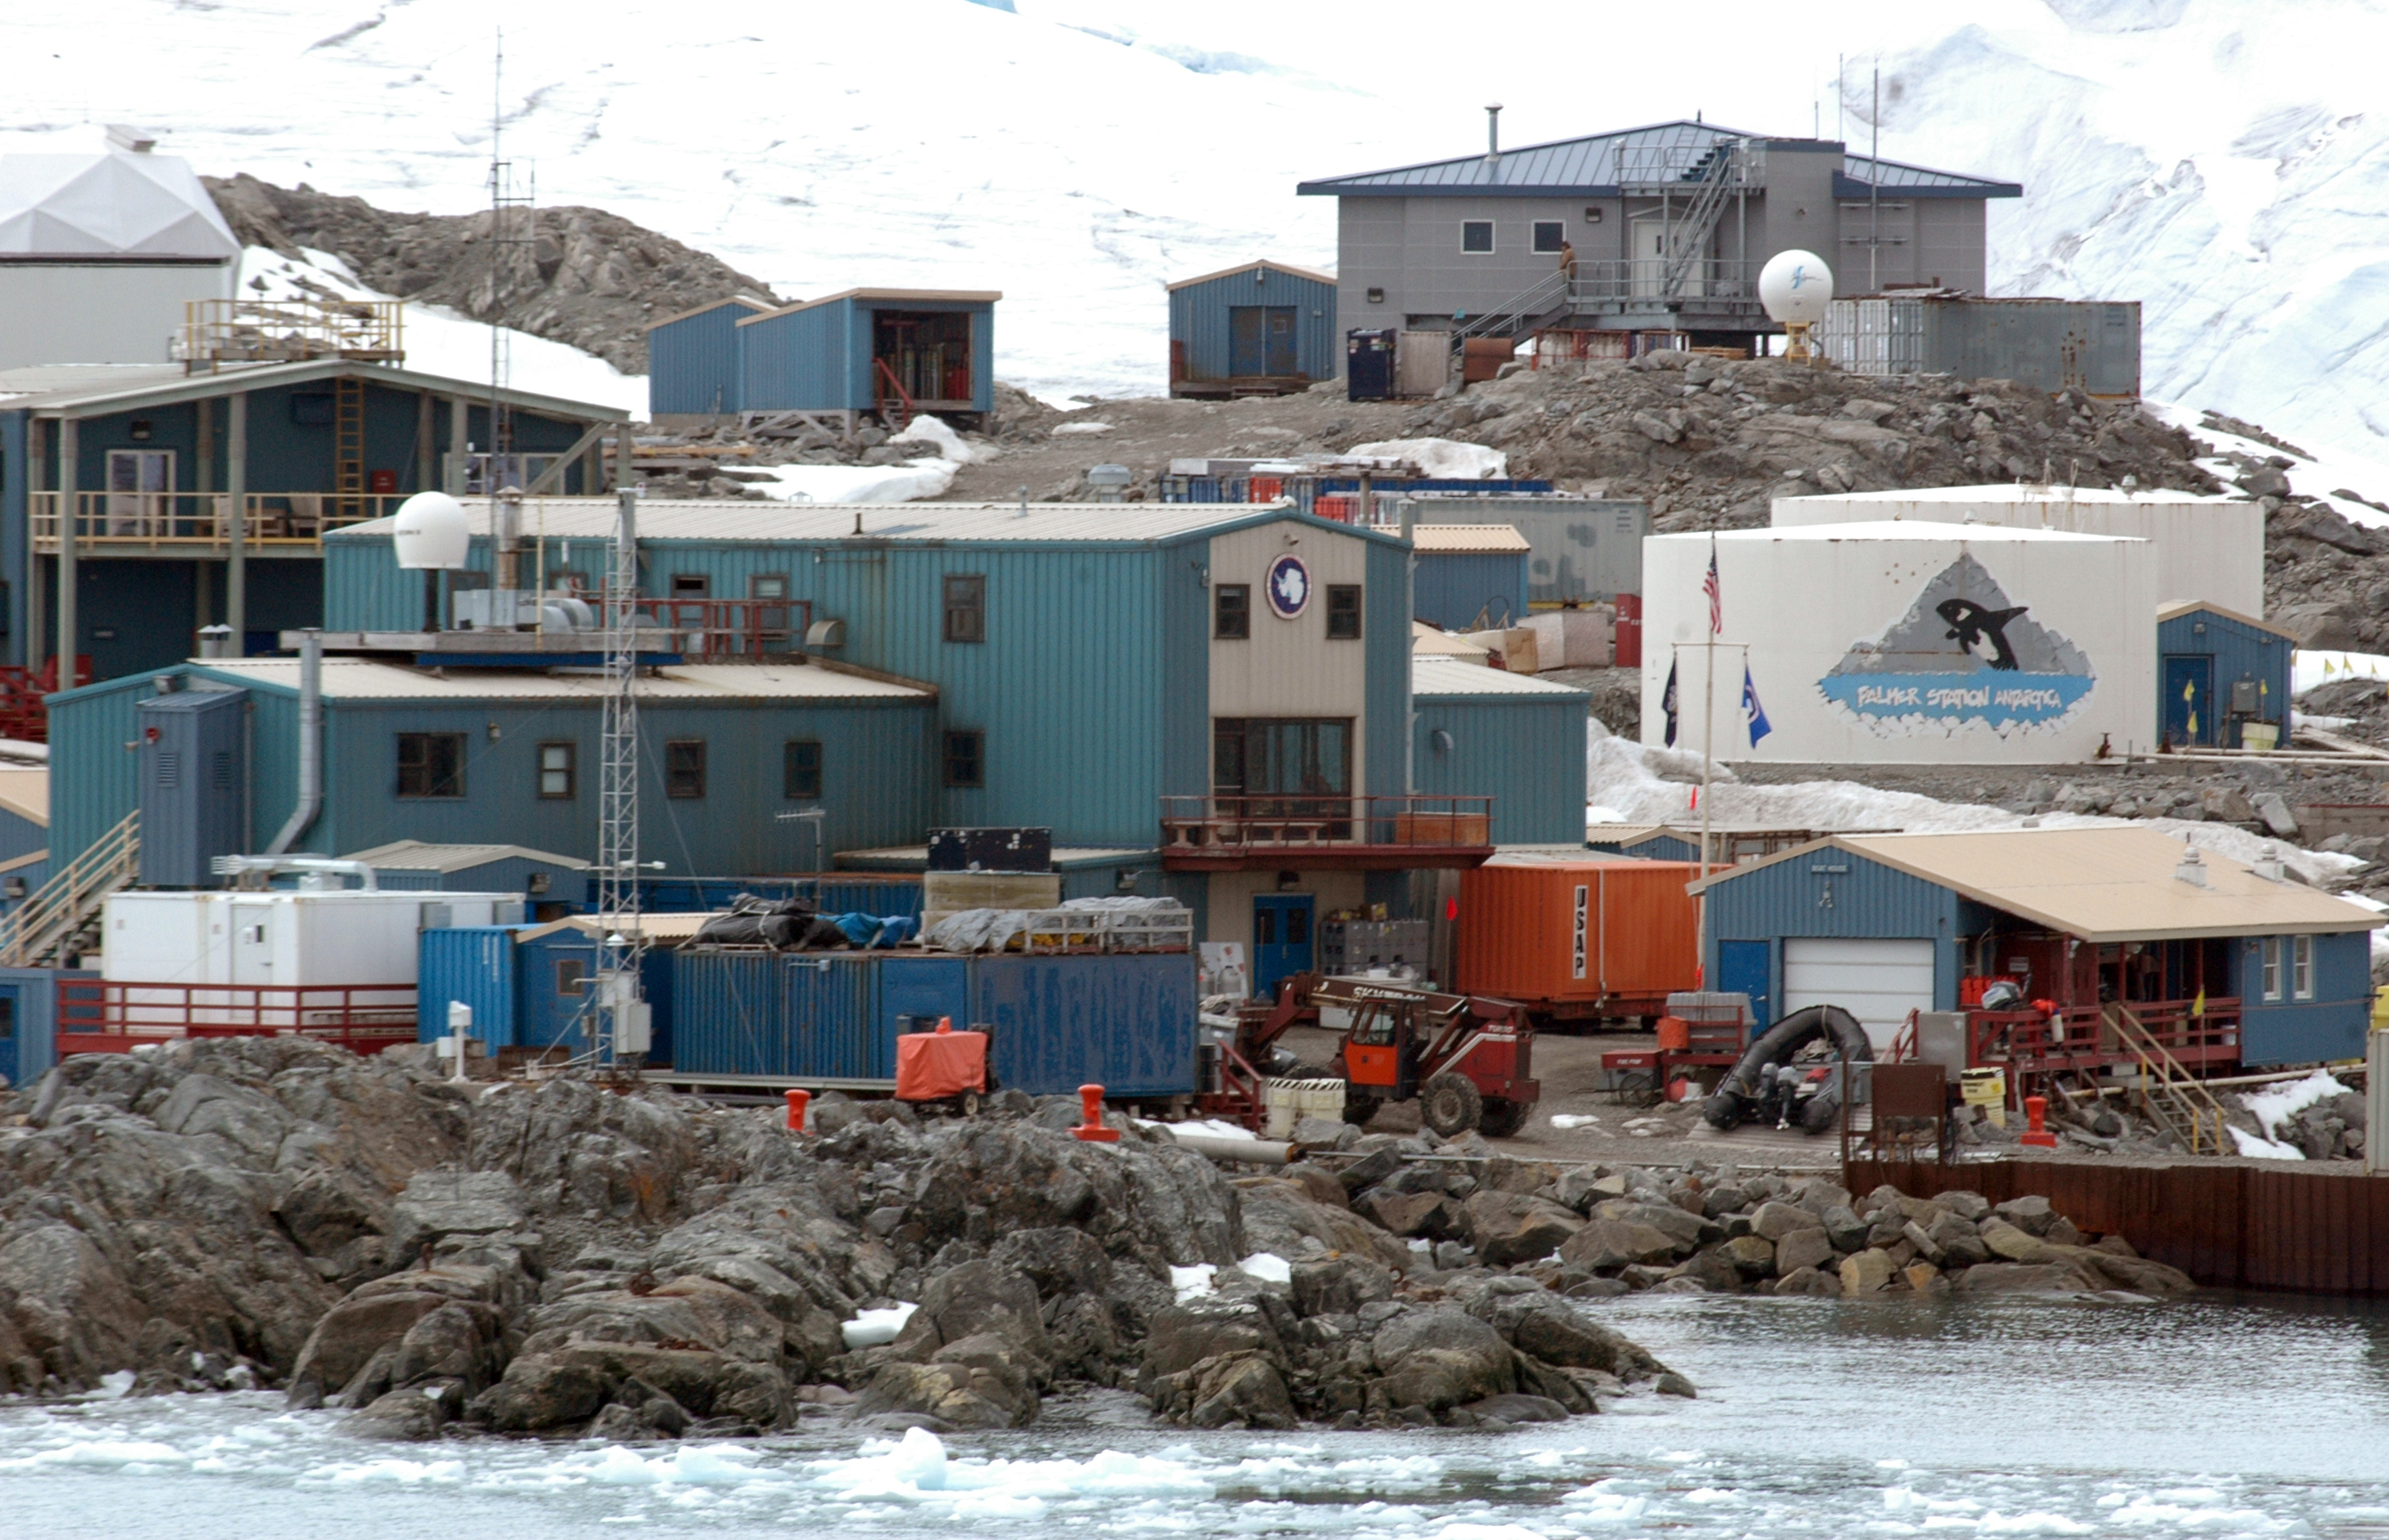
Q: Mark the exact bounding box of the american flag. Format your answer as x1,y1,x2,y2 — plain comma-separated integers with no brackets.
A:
1702,539,1722,634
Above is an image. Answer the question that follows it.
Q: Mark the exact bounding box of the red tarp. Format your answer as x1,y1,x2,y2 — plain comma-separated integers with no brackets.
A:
897,1020,988,1100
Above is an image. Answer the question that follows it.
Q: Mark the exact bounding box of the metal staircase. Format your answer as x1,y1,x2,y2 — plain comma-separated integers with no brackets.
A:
0,810,139,967
2104,1002,2231,1154
1656,144,1743,298
1453,268,1574,348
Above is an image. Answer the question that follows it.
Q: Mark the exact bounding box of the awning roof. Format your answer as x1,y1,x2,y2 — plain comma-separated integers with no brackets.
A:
1166,259,1336,291
1691,826,2382,942
0,357,625,423
341,839,590,872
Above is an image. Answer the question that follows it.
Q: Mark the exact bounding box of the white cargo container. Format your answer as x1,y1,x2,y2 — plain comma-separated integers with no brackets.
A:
103,890,522,985
1641,522,2155,765
1769,484,2263,619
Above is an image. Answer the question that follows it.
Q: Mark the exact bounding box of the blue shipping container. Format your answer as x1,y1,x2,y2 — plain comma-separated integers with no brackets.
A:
666,948,1197,1095
0,965,92,1086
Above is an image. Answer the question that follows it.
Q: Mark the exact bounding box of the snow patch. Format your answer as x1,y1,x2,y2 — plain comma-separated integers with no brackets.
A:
1049,421,1116,436
2239,1068,2354,1142
1345,438,1508,481
1236,1251,1292,1284
839,1302,918,1350
1169,1263,1217,1302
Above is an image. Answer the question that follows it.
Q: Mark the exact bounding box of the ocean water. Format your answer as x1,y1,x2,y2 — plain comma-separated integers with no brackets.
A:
3,1292,2385,1538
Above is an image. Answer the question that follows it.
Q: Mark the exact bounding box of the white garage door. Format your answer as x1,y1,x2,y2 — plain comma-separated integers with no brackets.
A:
1782,938,1935,1048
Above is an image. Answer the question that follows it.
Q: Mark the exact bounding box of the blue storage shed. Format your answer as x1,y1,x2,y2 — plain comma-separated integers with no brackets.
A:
1168,260,1338,397
646,296,775,419
738,289,1000,425
1410,659,1588,846
666,947,1196,1095
2157,602,2292,750
1410,524,1531,629
343,840,590,906
418,921,674,1063
1692,826,2380,1068
0,965,90,1087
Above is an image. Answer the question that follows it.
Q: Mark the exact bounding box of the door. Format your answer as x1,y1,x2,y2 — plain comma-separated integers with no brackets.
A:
1229,307,1266,377
106,449,173,536
1251,894,1315,999
1263,307,1299,376
0,986,16,1087
230,902,274,986
2163,655,2212,746
1716,940,1772,1029
1631,220,1665,296
1782,937,1934,1049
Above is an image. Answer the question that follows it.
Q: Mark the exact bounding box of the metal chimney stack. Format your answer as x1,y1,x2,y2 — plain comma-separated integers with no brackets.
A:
1485,103,1504,163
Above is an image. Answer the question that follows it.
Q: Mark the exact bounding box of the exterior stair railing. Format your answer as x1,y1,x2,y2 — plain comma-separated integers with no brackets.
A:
0,810,139,968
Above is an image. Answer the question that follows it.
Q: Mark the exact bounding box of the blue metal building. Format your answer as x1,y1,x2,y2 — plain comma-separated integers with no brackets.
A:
47,657,937,883
340,841,591,907
0,360,622,679
738,289,1000,423
418,921,675,1063
2157,602,2293,750
1410,525,1531,629
1410,659,1587,845
1692,826,2380,1067
0,963,94,1086
1167,261,1338,397
645,297,775,418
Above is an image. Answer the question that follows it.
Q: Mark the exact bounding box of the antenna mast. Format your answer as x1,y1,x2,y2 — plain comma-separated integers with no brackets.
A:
595,486,648,1065
486,28,534,491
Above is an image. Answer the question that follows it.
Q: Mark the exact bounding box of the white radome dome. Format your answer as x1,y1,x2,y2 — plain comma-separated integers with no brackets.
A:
392,491,471,570
1758,250,1835,326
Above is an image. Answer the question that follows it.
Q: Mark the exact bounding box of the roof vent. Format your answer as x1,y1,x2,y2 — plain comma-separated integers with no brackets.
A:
2253,855,2286,884
2174,843,2207,888
1485,103,1503,164
105,123,157,154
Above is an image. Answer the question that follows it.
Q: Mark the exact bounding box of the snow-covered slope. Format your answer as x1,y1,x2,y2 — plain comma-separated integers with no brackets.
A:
7,1,2386,469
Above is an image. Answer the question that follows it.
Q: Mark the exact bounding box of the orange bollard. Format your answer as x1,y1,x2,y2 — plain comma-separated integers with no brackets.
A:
2019,1094,2057,1148
1072,1083,1120,1143
785,1088,810,1135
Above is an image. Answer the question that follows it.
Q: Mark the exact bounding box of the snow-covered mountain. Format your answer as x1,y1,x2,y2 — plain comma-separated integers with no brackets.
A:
6,0,2386,479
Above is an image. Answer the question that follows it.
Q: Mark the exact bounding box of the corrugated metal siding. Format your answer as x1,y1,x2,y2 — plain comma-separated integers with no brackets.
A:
1923,299,2140,397
740,298,994,414
970,951,1196,1096
1170,267,1338,383
1413,551,1530,629
649,303,752,415
1413,695,1587,844
3,410,29,667
1160,532,1209,804
671,951,893,1079
1454,862,1699,1005
2242,931,2371,1066
1396,498,1648,603
367,856,589,903
1702,849,1965,1014
517,929,598,1054
47,669,182,872
0,965,87,1084
0,807,45,866
1365,538,1410,798
2158,607,2290,745
416,926,522,1045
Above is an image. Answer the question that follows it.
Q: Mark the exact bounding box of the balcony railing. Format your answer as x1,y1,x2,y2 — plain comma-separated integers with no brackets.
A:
56,978,419,1057
1966,1000,2242,1079
1562,261,1759,305
30,491,409,553
177,296,404,366
1161,794,1494,869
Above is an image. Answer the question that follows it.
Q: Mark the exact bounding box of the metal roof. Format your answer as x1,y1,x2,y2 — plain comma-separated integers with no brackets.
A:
2156,600,2298,642
0,768,46,827
0,358,625,423
341,839,591,872
187,657,933,704
329,497,1406,549
1298,119,2019,199
1166,259,1337,292
739,288,1003,325
0,150,240,259
1656,521,2140,548
1410,523,1531,553
1779,484,2248,510
1412,624,1492,661
1412,656,1588,699
643,294,777,332
1692,826,2383,942
835,844,1156,871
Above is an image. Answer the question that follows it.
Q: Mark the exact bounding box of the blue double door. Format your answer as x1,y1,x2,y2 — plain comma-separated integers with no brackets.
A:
2163,655,2213,746
1252,894,1315,999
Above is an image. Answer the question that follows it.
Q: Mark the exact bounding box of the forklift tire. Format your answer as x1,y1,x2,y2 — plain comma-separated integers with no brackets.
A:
1421,1074,1484,1137
1477,1098,1530,1139
1342,1094,1383,1127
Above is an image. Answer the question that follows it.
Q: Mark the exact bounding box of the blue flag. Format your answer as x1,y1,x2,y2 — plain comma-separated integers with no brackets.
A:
1662,658,1680,747
1742,663,1773,745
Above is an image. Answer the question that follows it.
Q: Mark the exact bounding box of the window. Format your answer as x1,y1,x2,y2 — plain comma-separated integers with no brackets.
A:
751,574,792,649
784,738,823,799
1365,286,1385,304
1532,221,1566,253
1215,584,1250,639
943,730,984,788
396,732,466,799
2261,938,2282,1001
1461,221,1494,253
670,573,710,598
555,959,587,998
943,574,985,643
1212,719,1352,797
1326,584,1363,639
665,740,706,799
537,741,575,799
2293,934,2315,1000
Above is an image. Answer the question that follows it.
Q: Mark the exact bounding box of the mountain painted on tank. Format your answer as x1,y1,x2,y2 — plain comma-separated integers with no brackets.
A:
1818,553,2095,736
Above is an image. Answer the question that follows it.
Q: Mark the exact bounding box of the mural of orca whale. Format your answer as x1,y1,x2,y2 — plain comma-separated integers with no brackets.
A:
1937,598,2028,671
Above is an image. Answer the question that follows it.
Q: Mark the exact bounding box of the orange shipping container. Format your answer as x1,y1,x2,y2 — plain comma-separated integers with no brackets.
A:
1454,858,1701,1021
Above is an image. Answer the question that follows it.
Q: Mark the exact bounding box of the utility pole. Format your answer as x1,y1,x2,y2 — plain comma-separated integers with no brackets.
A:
594,486,647,1064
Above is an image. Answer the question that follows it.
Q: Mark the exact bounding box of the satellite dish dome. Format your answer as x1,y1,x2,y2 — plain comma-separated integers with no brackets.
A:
1758,249,1835,326
391,491,469,570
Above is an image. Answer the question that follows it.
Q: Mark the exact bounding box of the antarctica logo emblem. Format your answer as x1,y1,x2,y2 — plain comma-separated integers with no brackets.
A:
1818,554,2095,735
1266,553,1311,620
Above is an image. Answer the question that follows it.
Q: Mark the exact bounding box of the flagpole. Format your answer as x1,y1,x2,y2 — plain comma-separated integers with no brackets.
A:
1697,536,1718,989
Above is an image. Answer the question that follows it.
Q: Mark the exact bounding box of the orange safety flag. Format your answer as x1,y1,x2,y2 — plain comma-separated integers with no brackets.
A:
896,1017,988,1100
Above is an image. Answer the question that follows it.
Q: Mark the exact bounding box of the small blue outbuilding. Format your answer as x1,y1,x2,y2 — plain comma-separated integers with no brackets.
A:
1410,659,1588,846
738,289,1000,426
645,296,775,418
1410,524,1531,630
1168,260,1338,397
2156,602,2293,750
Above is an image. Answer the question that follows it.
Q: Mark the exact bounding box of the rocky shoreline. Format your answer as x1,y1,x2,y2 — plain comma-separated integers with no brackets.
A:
0,1040,2189,1440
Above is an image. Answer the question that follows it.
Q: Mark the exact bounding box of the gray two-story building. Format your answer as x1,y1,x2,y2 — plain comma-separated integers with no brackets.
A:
1298,118,2021,358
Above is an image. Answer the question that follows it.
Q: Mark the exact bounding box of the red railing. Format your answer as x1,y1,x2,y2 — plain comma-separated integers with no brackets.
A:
1160,794,1494,856
1966,999,2241,1085
0,655,92,742
57,979,419,1057
558,589,812,660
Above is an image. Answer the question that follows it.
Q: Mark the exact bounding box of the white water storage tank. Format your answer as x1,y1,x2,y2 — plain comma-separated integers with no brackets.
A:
1769,484,2263,619
102,890,523,988
1640,522,2155,764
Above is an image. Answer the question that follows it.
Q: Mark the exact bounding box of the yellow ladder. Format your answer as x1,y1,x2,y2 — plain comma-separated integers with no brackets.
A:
333,375,365,523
